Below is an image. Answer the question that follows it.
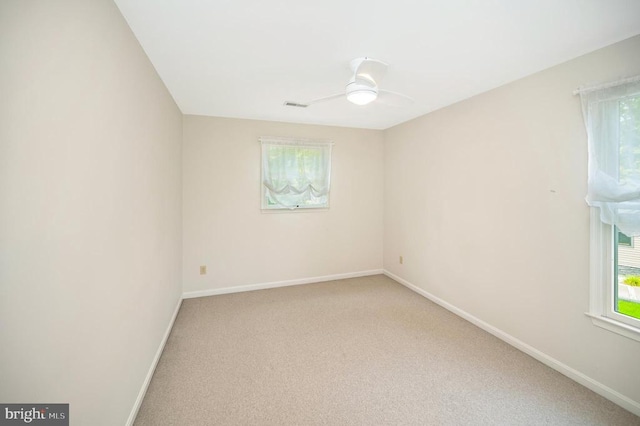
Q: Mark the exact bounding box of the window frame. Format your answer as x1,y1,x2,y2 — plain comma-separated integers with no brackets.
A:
260,137,333,212
587,208,640,342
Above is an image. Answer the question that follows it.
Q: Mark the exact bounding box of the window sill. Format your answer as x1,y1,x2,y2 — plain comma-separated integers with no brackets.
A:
585,312,640,343
261,207,329,214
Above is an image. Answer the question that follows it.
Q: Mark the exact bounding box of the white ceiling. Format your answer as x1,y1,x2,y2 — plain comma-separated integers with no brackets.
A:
114,0,640,130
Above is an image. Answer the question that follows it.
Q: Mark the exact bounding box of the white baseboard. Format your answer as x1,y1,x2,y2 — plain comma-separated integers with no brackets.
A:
383,270,640,418
182,269,384,299
126,296,183,426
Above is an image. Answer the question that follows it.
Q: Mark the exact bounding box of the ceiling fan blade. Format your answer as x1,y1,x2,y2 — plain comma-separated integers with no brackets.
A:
283,93,345,108
377,89,414,107
306,93,346,105
355,58,388,86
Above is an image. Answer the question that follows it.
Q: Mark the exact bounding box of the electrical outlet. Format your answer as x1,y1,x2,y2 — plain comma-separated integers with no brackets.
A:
399,256,403,265
200,265,207,275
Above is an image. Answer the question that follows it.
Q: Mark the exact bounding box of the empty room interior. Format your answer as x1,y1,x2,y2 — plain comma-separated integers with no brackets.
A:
3,1,640,425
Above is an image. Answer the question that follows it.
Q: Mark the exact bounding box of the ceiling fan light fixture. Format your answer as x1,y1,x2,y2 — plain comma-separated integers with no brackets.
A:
346,79,378,106
347,89,377,105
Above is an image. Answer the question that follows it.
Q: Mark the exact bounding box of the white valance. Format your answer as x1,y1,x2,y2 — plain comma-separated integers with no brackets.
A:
580,77,640,236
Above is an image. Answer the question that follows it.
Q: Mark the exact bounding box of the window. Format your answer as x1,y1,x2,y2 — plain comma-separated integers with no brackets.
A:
581,76,640,341
617,230,633,246
260,137,333,210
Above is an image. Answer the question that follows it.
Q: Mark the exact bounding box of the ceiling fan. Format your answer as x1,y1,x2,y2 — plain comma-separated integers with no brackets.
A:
284,57,413,108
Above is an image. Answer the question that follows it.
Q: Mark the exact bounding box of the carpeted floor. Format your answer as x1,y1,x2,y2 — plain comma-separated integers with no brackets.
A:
134,275,640,425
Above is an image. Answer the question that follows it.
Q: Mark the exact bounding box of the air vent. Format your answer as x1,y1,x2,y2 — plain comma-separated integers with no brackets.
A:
283,101,308,108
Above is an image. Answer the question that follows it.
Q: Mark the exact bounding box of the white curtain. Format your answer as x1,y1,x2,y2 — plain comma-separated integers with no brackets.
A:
261,137,332,209
580,78,640,236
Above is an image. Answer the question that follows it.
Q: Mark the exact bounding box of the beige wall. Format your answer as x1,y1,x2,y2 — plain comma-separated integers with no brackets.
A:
0,1,182,425
384,35,640,410
182,116,383,292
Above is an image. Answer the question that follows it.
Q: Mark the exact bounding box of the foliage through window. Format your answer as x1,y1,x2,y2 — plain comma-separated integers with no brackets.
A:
260,137,333,210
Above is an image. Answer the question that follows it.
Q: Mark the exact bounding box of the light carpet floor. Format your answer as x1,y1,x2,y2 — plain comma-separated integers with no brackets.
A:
134,275,640,425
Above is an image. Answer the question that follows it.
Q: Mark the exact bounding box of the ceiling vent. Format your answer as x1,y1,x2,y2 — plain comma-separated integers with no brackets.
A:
283,101,309,108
